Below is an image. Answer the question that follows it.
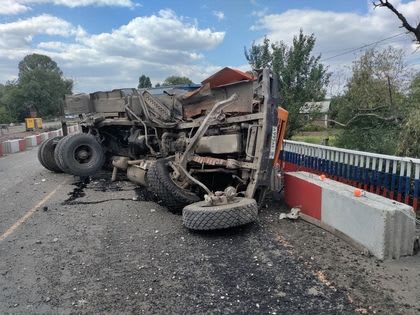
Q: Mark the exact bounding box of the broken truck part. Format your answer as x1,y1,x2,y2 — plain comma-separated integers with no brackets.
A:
38,67,288,230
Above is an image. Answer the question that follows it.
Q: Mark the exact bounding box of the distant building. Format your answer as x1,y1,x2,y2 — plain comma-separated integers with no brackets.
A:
299,100,331,128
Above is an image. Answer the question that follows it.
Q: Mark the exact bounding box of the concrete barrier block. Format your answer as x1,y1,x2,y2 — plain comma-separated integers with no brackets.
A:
18,139,26,151
54,129,63,136
4,140,20,153
36,135,42,145
68,125,80,134
322,182,415,260
2,141,10,154
25,135,37,147
284,173,321,220
40,133,49,142
284,171,416,260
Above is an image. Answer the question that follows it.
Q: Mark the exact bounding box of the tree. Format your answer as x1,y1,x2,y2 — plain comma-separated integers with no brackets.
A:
244,37,272,70
138,74,152,89
373,0,420,44
0,81,23,122
245,30,330,136
7,54,73,120
332,47,410,154
162,76,193,86
397,73,420,157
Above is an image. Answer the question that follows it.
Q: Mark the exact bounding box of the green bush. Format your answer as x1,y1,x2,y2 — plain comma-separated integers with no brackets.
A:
300,124,327,132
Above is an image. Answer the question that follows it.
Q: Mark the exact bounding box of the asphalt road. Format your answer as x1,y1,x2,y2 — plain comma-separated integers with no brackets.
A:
0,149,418,314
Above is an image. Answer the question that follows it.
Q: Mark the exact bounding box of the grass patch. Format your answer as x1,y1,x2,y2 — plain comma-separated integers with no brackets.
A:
291,134,337,146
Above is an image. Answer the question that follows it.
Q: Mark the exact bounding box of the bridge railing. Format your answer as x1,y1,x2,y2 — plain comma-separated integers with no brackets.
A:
280,140,420,212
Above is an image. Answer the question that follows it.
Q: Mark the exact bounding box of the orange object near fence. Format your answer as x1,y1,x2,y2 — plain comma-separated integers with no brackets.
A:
273,107,288,166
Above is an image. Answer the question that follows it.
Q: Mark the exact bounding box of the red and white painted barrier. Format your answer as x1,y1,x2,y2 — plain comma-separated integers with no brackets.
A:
0,124,79,157
284,171,416,260
25,135,38,147
3,139,20,154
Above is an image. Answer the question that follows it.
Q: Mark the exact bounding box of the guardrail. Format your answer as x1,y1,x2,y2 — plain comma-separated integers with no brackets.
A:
280,140,420,212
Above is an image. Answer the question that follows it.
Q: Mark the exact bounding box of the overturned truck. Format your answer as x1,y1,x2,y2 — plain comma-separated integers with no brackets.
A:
38,68,288,230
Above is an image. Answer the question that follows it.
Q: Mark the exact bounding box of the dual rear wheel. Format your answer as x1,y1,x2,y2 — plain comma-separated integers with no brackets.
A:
38,133,105,177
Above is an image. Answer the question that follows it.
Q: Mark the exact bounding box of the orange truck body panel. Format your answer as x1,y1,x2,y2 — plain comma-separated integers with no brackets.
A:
274,107,288,166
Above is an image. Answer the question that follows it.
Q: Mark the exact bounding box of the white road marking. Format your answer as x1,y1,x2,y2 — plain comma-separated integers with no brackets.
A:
0,180,67,242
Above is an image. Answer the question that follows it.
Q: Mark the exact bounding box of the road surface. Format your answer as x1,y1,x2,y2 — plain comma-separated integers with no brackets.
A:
0,149,418,314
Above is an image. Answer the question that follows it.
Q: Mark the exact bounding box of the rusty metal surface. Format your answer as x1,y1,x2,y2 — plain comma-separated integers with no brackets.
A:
179,94,238,167
91,90,126,113
142,90,173,122
191,155,227,166
182,83,212,101
191,156,257,170
127,165,147,186
182,81,253,118
64,93,93,114
201,67,254,89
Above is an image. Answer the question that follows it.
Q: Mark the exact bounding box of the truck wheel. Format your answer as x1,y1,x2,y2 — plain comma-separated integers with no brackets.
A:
54,135,71,173
39,137,63,173
147,158,200,213
37,139,49,170
59,133,105,177
182,197,258,230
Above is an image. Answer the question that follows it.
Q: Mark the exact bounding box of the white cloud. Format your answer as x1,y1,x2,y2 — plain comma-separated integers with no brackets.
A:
0,14,78,52
251,0,420,93
212,10,225,21
0,0,30,15
27,0,137,8
0,10,225,92
0,0,137,15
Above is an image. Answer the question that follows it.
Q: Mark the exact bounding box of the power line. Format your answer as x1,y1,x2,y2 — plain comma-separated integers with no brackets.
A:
321,32,406,62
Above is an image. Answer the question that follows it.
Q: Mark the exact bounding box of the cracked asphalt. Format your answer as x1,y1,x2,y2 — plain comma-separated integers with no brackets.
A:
0,149,419,314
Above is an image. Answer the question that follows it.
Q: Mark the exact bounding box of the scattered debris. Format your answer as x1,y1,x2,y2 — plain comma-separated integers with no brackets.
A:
307,287,320,296
279,207,301,220
355,307,369,314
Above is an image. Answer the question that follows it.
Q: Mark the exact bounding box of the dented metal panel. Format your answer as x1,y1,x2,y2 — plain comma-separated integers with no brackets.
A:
183,81,253,118
196,134,242,154
64,93,93,114
91,90,126,113
201,67,254,88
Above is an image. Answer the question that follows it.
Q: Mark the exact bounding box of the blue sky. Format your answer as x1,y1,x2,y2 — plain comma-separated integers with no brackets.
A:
0,0,419,92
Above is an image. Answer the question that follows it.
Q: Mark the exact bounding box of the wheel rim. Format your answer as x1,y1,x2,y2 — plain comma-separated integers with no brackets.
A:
200,198,241,208
73,144,93,164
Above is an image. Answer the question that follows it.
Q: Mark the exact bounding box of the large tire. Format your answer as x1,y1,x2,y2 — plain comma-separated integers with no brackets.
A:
59,133,105,177
37,139,49,170
147,158,200,213
39,137,63,173
54,135,72,173
182,197,258,230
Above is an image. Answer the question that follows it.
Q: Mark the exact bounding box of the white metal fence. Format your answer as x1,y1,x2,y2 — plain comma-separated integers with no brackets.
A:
281,140,420,212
